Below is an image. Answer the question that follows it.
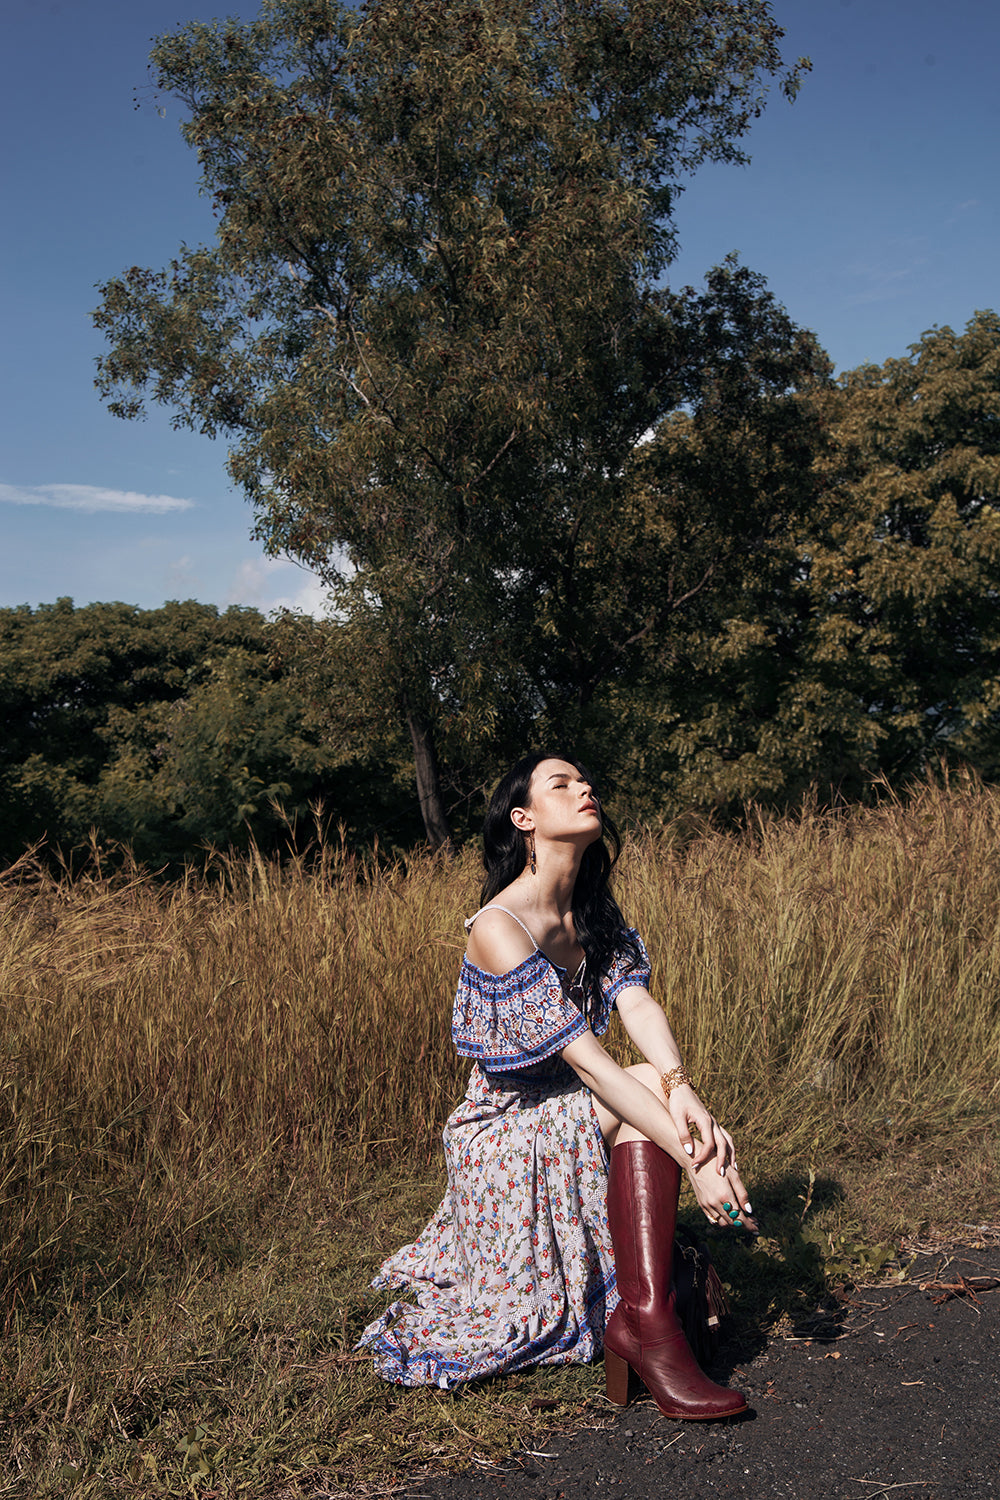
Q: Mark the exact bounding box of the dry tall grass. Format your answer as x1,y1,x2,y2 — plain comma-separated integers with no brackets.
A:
3,777,1000,1307
0,831,477,1310
614,774,1000,1155
2,777,999,1493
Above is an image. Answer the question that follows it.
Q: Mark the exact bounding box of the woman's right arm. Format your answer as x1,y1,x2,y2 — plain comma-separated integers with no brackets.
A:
561,1029,758,1232
561,1029,693,1166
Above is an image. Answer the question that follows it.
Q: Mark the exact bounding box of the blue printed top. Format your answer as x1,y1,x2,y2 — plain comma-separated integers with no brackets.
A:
451,929,650,1074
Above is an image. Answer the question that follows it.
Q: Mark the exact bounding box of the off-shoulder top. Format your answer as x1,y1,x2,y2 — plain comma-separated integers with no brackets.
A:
451,906,651,1073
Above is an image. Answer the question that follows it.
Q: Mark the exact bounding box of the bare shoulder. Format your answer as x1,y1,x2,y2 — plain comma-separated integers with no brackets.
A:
465,906,537,976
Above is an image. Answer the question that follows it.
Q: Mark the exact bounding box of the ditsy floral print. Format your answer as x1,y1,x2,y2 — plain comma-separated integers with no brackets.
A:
357,929,650,1388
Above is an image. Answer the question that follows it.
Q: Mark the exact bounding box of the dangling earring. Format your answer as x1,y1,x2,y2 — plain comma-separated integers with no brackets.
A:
528,830,537,876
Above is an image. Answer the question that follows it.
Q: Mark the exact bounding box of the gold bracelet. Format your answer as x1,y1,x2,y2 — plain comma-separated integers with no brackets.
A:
660,1065,693,1097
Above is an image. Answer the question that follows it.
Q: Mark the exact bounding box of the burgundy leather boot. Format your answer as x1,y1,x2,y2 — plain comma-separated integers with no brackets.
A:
604,1139,748,1420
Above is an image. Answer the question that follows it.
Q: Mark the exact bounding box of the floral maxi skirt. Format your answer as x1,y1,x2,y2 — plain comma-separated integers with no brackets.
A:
356,1064,618,1388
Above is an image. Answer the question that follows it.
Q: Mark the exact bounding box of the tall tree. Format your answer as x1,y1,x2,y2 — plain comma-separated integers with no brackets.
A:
93,0,807,842
517,261,831,740
558,261,834,814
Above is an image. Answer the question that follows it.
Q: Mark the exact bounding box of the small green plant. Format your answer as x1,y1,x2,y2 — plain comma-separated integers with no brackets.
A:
823,1234,904,1284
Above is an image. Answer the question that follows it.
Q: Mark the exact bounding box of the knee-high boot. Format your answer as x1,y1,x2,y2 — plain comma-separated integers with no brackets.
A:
603,1139,748,1421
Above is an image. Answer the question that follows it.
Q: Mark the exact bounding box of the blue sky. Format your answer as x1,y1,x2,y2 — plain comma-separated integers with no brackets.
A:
2,0,997,614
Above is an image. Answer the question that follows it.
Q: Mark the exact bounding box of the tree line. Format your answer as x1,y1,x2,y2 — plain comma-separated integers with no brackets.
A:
8,0,994,864
0,599,426,865
6,300,1000,869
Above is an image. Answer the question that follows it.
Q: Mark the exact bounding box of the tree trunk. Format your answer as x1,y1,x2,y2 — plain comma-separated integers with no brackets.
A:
403,700,453,851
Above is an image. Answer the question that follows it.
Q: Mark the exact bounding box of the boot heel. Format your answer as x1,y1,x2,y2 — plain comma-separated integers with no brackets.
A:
604,1347,637,1406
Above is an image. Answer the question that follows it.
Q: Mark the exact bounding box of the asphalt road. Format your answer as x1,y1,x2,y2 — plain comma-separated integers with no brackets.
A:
401,1245,999,1500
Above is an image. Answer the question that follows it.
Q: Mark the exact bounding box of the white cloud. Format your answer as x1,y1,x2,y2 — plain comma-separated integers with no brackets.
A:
0,482,196,513
842,257,928,308
226,556,332,617
279,575,332,616
166,554,203,595
945,199,981,227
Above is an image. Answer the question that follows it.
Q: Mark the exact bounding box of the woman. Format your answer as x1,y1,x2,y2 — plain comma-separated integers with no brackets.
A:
358,753,756,1419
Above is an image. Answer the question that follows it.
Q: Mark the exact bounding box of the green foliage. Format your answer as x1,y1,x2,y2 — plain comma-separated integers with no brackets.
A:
10,312,1000,863
0,598,261,857
802,311,1000,789
822,1234,901,1284
95,644,334,858
0,599,422,865
87,0,1000,830
597,312,1000,819
570,262,832,812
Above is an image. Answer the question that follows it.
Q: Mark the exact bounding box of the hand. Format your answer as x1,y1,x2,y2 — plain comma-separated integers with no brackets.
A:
687,1149,758,1235
666,1083,736,1172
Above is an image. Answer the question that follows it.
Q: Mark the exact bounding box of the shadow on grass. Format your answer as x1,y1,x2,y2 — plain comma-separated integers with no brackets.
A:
680,1169,850,1375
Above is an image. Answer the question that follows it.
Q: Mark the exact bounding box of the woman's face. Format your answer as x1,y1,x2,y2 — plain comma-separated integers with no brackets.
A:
518,758,602,845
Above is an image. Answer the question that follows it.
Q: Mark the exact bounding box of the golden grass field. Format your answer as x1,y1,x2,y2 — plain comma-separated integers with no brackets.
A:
2,774,998,1496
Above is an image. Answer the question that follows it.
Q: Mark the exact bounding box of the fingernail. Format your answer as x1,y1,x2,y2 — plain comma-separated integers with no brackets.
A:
744,1202,753,1213
683,1142,694,1155
718,1164,726,1175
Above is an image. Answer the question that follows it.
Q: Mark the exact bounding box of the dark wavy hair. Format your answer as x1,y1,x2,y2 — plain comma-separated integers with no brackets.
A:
480,752,644,1012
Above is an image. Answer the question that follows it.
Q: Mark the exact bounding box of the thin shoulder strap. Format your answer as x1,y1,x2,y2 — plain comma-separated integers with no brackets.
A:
463,904,539,948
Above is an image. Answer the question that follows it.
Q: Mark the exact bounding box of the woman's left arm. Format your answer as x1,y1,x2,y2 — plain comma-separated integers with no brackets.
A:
615,985,736,1176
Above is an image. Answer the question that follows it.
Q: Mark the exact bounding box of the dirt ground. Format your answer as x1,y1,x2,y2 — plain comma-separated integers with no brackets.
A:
400,1243,999,1500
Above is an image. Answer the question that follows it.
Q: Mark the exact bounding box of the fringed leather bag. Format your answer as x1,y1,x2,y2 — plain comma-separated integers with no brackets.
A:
672,1224,731,1365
